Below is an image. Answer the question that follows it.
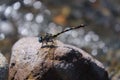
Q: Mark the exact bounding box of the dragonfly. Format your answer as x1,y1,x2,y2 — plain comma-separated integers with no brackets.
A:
38,24,86,46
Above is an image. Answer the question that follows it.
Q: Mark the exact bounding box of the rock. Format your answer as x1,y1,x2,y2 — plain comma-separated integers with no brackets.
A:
9,37,109,80
0,52,8,80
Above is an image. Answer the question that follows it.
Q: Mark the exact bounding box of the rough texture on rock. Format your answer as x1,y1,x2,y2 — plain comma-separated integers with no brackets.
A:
9,37,109,80
0,53,8,80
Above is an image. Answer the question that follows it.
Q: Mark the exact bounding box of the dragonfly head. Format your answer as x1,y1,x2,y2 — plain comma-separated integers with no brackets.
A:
38,36,43,43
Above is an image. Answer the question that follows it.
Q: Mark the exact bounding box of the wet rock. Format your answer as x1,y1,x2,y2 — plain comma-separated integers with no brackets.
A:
9,37,109,80
0,52,8,80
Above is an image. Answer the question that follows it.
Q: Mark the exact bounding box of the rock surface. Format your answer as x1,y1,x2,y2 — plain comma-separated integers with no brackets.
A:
9,37,109,80
0,52,8,80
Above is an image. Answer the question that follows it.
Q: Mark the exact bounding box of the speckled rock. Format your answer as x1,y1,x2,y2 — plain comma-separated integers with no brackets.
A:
0,53,8,80
9,37,109,80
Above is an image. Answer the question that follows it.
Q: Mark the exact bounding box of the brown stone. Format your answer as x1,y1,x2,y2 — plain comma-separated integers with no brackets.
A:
9,37,109,80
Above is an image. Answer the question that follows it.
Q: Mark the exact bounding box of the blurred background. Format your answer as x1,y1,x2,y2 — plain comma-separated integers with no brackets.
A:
0,0,120,79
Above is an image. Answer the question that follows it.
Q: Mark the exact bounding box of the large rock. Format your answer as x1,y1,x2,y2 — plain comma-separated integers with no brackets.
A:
0,53,8,80
9,37,109,80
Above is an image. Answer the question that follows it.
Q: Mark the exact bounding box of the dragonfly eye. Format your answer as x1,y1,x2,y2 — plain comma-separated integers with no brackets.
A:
38,36,43,43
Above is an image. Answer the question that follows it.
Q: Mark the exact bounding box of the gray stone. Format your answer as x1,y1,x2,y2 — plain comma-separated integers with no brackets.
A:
0,53,8,80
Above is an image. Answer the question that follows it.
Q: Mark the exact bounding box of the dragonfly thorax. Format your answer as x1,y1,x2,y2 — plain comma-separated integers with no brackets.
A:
38,33,54,43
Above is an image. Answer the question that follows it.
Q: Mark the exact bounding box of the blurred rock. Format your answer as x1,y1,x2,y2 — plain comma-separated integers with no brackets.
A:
0,0,9,5
9,37,109,80
112,70,120,80
0,21,15,36
0,52,8,80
